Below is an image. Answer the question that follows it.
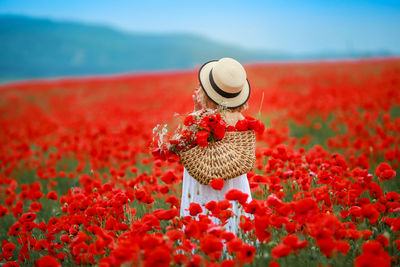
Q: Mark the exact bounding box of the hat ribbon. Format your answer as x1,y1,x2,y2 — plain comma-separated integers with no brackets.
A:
209,69,241,99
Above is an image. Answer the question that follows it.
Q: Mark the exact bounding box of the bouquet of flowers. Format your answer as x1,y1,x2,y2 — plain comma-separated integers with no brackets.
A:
152,109,265,161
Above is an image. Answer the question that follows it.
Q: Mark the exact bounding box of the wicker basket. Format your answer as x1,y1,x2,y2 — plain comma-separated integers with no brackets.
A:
179,130,256,185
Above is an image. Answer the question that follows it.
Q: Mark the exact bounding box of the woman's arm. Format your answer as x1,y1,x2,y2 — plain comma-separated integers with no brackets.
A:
192,93,202,112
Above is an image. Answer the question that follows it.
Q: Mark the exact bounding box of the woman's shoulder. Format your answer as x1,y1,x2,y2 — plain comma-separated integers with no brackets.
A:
188,108,245,126
223,111,245,126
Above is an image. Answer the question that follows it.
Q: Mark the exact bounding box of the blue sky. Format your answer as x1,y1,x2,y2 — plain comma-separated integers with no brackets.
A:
1,0,399,54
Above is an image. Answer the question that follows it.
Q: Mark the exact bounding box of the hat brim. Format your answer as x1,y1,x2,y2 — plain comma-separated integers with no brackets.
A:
198,60,251,109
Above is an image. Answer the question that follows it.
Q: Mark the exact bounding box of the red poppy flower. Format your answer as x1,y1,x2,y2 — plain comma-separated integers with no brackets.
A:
255,216,271,243
386,191,399,202
376,234,389,247
34,239,49,251
165,195,179,208
160,170,179,184
46,191,58,201
238,244,256,263
2,242,16,254
205,200,217,211
60,234,71,244
56,253,67,261
355,241,391,267
271,244,291,259
184,115,195,126
166,229,183,242
227,125,236,132
221,231,235,242
34,255,61,267
221,259,235,267
349,206,362,217
184,221,200,239
282,234,299,248
294,198,318,222
213,121,226,140
217,200,231,210
8,222,21,236
188,203,203,216
340,210,350,218
317,237,335,257
0,204,9,218
4,262,20,267
361,204,380,224
375,162,396,182
256,120,265,134
335,240,350,255
153,208,179,220
285,222,296,234
226,237,242,253
245,116,264,134
200,235,223,260
144,246,171,267
239,216,253,232
361,230,373,240
267,194,283,208
235,119,248,131
210,179,224,190
19,212,36,223
244,200,262,214
195,131,209,147
187,254,201,267
225,189,248,204
317,170,332,184
29,202,42,212
22,221,37,233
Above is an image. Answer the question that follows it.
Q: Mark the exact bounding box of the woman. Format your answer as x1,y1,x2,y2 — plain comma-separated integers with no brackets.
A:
179,57,253,234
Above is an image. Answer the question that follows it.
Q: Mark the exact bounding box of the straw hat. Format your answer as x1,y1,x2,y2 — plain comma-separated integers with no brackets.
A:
198,58,251,109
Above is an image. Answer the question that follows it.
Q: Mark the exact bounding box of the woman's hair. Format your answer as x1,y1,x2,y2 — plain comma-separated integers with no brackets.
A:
196,87,248,112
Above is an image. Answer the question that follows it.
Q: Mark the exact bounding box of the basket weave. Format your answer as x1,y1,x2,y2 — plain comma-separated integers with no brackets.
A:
179,130,256,185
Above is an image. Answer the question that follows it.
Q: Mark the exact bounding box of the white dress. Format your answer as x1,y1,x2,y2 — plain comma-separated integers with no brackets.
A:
180,168,252,234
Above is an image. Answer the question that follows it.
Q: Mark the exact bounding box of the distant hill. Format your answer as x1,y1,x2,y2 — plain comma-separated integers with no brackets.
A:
0,15,286,81
0,15,394,82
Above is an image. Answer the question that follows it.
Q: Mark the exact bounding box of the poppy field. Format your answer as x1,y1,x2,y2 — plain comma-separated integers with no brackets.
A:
0,58,399,267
